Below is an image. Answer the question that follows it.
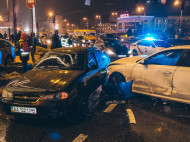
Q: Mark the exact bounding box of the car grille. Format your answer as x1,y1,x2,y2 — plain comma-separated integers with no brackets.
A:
13,93,41,103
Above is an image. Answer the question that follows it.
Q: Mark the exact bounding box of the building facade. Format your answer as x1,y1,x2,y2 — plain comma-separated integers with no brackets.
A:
117,15,190,37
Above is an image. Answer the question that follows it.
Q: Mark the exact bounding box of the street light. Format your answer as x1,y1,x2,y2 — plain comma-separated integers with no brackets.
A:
48,11,56,33
174,0,183,38
137,6,145,34
0,15,3,21
83,17,88,29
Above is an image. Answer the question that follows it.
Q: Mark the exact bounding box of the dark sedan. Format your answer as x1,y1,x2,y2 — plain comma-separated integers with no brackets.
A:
1,47,110,118
95,38,129,61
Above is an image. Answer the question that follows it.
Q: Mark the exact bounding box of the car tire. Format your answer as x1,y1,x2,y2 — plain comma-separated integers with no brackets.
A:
107,73,126,100
132,50,138,56
4,55,13,66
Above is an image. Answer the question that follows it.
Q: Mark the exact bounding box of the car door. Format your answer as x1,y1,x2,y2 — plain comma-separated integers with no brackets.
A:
0,40,7,64
132,49,184,96
137,40,148,55
172,49,190,102
83,51,100,92
94,50,108,82
146,41,156,55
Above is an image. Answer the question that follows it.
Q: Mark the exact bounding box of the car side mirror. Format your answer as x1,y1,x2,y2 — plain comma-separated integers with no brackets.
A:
140,59,148,66
90,64,98,70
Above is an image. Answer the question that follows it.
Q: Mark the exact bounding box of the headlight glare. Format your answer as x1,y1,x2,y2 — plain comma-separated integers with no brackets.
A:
107,50,115,55
128,50,132,54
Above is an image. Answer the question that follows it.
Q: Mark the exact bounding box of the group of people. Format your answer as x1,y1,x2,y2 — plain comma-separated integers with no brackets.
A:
15,31,37,63
0,32,8,39
51,30,73,49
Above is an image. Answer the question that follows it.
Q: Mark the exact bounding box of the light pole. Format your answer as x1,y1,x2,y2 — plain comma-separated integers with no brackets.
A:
174,0,183,38
48,11,56,33
112,12,118,23
137,6,145,35
83,17,88,29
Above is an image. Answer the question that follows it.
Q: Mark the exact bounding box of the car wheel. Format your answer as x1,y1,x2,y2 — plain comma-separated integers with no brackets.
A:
132,50,138,56
4,55,13,66
107,73,126,100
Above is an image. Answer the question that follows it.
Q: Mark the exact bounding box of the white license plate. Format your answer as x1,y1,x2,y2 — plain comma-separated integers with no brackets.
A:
118,55,126,57
11,106,37,114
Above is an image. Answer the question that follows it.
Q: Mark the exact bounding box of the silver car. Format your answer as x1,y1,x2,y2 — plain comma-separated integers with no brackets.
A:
0,39,15,66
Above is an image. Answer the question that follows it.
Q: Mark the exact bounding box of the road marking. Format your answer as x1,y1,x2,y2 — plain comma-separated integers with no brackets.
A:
104,104,117,113
106,100,126,105
72,134,88,142
126,109,136,124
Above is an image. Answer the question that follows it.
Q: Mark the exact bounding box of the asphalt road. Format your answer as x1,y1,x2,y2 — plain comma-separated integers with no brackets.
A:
0,85,190,142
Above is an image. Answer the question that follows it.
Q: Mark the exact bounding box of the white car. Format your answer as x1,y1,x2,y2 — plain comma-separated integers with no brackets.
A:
130,39,171,56
107,45,190,104
0,39,15,66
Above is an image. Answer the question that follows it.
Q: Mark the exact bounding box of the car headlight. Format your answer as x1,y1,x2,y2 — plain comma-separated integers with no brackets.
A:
2,89,13,99
82,40,85,43
47,40,51,44
107,50,115,55
128,50,132,54
40,92,68,100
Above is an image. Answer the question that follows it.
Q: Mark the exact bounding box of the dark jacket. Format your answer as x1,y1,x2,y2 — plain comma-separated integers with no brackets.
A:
51,34,62,49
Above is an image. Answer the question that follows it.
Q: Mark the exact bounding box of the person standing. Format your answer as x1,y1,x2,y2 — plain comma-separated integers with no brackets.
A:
4,33,7,39
18,33,30,73
51,30,62,49
28,32,37,63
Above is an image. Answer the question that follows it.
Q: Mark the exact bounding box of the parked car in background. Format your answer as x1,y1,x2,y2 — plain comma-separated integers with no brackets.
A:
129,38,172,56
107,45,190,104
95,38,129,61
1,47,110,118
0,39,15,66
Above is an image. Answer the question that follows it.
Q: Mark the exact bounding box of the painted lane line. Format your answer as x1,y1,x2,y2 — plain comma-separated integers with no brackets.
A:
106,100,126,105
104,104,117,113
126,109,136,124
72,134,88,142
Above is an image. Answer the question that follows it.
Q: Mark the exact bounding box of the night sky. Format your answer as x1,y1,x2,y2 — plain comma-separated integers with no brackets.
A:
0,0,189,25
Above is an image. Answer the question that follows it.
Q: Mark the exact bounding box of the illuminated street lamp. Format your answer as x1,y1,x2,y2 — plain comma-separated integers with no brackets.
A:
174,0,183,38
111,12,118,23
48,12,54,17
96,15,101,25
83,17,88,29
0,15,4,21
48,11,56,33
137,6,145,34
174,0,180,6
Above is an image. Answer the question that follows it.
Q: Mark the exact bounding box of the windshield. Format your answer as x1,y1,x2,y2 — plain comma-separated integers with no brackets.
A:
104,39,124,47
153,41,171,48
34,52,85,70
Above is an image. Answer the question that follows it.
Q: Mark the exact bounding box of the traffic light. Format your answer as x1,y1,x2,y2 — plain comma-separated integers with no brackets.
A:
52,16,55,23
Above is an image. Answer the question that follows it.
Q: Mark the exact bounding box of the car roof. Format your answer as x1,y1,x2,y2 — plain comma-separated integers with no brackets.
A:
51,46,98,53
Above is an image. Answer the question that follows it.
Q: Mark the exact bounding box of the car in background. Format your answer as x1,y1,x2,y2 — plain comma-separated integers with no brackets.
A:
95,38,129,61
107,45,190,104
129,38,172,56
1,47,110,118
0,39,15,66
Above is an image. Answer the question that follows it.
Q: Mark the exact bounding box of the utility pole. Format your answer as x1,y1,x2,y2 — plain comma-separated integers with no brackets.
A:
13,0,17,45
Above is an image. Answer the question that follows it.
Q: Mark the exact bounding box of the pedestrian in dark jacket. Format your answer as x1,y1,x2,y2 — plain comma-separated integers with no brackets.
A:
28,32,37,62
15,31,22,44
4,33,7,39
51,30,62,49
0,33,3,39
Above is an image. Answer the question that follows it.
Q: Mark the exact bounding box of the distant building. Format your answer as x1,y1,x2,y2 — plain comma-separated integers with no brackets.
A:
97,23,117,33
117,15,190,37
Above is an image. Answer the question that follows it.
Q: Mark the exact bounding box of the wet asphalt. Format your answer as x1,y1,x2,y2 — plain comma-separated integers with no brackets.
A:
0,84,190,142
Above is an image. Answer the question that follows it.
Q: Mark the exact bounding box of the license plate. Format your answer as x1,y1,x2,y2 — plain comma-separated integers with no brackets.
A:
11,106,37,114
118,55,126,57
